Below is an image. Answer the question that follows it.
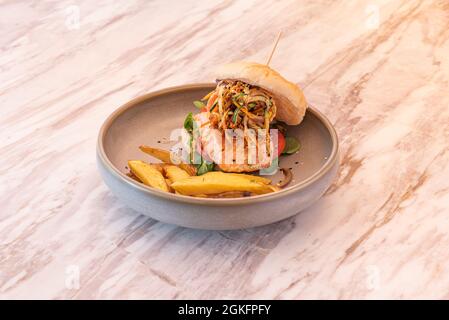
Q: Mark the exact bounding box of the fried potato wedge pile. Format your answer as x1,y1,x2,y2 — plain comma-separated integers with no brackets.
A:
127,146,280,198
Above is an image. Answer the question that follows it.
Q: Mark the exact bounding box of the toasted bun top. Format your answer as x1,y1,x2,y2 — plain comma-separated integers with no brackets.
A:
214,61,307,125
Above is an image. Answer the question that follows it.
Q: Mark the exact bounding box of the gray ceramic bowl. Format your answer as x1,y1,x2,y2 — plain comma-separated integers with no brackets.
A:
97,84,339,230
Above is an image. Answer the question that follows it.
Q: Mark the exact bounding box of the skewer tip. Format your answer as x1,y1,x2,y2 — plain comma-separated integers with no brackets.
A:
266,31,283,66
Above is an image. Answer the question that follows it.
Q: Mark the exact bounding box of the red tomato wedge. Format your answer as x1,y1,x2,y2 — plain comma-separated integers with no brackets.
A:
277,132,286,156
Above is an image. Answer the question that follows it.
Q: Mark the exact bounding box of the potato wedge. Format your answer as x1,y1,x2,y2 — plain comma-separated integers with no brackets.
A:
139,145,196,176
164,165,190,183
171,171,278,196
139,146,171,163
128,160,169,192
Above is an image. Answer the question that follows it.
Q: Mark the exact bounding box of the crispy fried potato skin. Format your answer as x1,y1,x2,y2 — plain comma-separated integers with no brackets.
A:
194,191,254,198
139,145,197,176
130,146,281,197
150,163,165,173
170,171,278,196
128,160,169,192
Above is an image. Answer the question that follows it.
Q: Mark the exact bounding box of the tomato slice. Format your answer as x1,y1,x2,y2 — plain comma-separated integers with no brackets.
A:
277,132,286,156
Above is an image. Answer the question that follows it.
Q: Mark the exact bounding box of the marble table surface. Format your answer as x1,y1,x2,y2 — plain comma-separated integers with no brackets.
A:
1,0,449,299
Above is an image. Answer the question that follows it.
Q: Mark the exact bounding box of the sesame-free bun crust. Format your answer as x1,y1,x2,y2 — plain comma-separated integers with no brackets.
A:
214,61,307,125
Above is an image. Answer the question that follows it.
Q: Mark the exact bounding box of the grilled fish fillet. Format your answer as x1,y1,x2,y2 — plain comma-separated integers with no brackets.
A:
193,113,272,172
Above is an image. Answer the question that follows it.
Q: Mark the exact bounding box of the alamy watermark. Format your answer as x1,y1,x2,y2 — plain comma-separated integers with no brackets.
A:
65,265,80,290
64,5,81,30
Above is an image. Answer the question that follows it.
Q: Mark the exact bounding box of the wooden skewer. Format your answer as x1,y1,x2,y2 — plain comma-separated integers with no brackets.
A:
265,31,282,66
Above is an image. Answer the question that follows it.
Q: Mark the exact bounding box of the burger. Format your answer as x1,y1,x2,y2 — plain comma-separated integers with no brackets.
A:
185,61,307,174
